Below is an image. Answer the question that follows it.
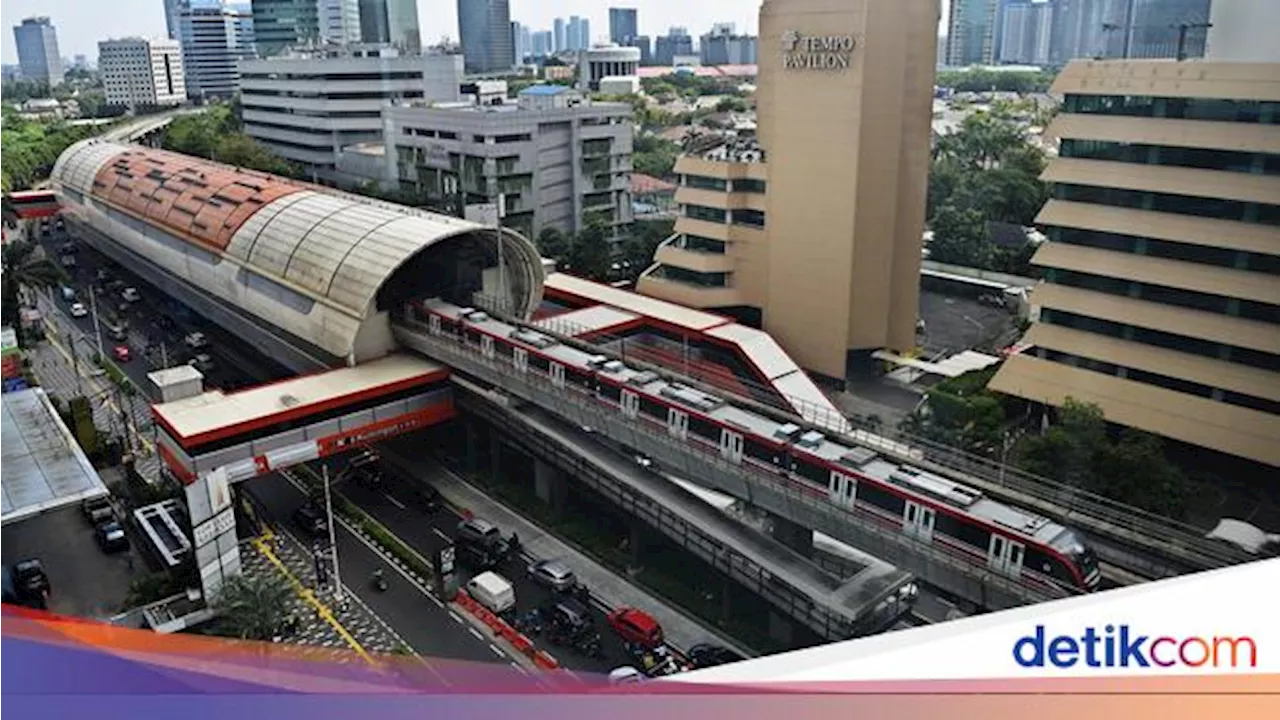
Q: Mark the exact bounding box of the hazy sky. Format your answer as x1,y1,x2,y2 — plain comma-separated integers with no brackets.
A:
2,1,951,65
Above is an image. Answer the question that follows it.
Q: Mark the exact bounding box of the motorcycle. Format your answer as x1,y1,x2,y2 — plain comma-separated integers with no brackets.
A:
575,631,603,658
371,570,388,592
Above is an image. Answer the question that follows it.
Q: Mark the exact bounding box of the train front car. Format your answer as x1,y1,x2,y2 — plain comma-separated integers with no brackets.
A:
1049,530,1102,591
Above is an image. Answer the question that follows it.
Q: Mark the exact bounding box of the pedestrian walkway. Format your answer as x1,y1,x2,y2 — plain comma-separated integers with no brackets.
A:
378,444,753,658
243,528,409,658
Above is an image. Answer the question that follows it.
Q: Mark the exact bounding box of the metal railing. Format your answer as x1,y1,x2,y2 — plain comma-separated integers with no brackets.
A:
393,313,1078,611
469,294,1254,577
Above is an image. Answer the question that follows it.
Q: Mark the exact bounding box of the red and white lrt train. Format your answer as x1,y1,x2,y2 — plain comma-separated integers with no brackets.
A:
410,299,1102,595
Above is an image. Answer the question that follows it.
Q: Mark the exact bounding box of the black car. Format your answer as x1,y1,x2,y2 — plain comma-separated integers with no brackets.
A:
544,597,593,641
95,521,130,553
455,541,502,571
82,497,114,525
292,503,329,538
12,559,50,609
687,643,747,669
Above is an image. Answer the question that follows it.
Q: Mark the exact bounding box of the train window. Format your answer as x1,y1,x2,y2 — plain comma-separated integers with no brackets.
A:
1024,547,1076,586
858,483,905,516
744,438,776,463
640,397,667,420
566,368,592,388
791,457,828,484
598,382,622,403
688,416,720,441
494,339,513,358
529,354,550,373
933,512,987,550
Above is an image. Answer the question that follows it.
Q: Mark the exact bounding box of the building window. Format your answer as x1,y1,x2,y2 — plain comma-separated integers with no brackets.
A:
496,133,532,144
732,178,766,194
732,209,765,228
1063,95,1279,125
1048,227,1280,276
1055,183,1280,227
683,174,727,192
684,204,727,224
653,266,729,287
674,234,727,254
1059,139,1279,176
1050,269,1280,325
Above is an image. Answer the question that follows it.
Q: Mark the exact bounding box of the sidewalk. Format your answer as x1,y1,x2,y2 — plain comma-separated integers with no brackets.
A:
379,443,754,659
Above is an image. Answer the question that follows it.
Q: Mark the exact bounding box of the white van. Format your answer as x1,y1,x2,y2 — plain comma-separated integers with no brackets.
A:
466,571,515,615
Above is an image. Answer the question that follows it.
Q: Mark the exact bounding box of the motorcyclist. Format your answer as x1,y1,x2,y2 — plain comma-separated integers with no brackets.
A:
371,569,385,586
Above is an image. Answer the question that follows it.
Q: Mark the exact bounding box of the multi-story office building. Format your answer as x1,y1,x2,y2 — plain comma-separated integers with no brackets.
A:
654,28,694,66
239,46,462,178
988,60,1280,467
179,2,256,100
457,0,513,73
701,24,758,65
638,0,939,381
609,8,639,45
630,36,652,65
531,31,553,58
164,0,186,39
553,18,566,53
947,0,999,66
374,85,633,240
251,0,319,57
566,16,590,52
13,17,64,86
999,0,1053,64
358,0,421,54
1206,0,1280,63
317,0,361,45
99,38,186,108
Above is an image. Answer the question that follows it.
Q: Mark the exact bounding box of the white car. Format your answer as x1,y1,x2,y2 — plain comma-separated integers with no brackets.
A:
608,666,645,686
69,302,89,318
121,287,141,303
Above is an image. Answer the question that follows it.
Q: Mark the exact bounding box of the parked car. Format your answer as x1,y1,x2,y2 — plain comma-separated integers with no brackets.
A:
456,541,503,571
544,597,593,641
456,517,509,556
121,287,141,303
465,571,516,615
69,302,88,318
608,667,646,686
410,482,442,513
112,345,131,362
95,521,130,553
527,559,577,592
687,643,747,669
12,559,50,609
106,323,127,341
607,607,664,649
188,353,216,373
60,286,76,302
184,331,209,350
58,241,76,255
81,497,114,525
292,503,328,538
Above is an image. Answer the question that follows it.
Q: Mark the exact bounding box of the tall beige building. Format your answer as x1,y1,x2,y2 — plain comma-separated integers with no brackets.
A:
638,0,940,381
988,60,1280,468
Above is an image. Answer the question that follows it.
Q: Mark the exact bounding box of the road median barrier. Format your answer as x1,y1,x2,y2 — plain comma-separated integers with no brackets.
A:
455,589,560,670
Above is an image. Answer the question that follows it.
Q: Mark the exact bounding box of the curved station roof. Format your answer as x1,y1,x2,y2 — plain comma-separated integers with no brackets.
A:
52,139,544,362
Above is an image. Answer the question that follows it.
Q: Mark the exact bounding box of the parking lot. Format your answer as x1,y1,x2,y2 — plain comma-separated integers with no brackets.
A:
917,290,1018,357
2,502,148,621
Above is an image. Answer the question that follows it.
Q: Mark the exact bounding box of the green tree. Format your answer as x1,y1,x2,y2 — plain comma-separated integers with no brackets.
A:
567,218,613,281
536,225,572,260
714,97,750,113
618,218,675,281
2,240,68,339
1091,430,1190,517
633,134,681,178
210,572,294,641
928,204,992,268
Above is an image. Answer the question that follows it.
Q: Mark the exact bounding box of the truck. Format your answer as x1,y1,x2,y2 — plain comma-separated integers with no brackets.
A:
465,571,516,615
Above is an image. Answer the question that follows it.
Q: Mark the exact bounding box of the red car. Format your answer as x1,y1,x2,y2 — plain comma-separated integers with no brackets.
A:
607,607,664,649
112,345,131,362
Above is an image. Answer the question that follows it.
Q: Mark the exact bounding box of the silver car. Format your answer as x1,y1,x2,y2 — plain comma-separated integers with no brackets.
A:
527,558,577,592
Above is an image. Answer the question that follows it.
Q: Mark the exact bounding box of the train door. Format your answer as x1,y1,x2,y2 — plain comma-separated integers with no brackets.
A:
550,362,566,388
987,535,1025,579
512,347,528,373
903,501,935,542
667,408,688,440
620,390,640,419
719,430,743,463
480,335,495,359
828,471,857,510
428,314,441,335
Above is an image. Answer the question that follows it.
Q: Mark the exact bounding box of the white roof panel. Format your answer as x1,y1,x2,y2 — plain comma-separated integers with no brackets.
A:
545,273,731,332
154,354,445,442
535,304,639,336
704,323,796,380
2,389,109,524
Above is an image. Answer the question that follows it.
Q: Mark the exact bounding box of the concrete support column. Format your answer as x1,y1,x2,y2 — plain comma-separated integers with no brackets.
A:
533,458,567,517
626,521,644,576
769,513,814,558
464,420,479,474
488,429,502,484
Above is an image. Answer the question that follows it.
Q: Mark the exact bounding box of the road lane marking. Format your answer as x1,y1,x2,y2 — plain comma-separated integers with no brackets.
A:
510,662,529,675
489,644,505,658
432,528,451,542
449,612,464,624
383,493,406,510
251,536,375,665
468,627,484,641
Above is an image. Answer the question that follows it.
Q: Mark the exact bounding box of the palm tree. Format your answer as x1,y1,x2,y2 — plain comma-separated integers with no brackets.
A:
2,239,67,337
210,572,294,641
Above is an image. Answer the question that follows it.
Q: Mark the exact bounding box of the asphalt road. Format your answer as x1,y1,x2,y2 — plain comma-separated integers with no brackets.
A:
242,471,522,668
322,462,631,674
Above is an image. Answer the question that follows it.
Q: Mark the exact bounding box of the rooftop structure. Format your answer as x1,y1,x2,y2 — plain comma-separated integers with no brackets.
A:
2,388,108,525
52,140,544,367
987,60,1280,467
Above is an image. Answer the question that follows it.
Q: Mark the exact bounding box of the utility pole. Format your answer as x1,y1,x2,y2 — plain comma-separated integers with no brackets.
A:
67,331,83,396
496,193,507,314
322,464,343,603
88,286,104,359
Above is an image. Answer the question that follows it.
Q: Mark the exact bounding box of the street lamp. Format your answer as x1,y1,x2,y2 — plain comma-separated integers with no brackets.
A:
322,464,343,603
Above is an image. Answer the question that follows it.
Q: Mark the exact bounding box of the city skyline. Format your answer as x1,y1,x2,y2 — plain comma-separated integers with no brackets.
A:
2,1,955,65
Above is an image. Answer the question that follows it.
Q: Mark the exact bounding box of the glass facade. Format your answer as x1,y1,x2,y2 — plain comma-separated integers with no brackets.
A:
1059,139,1280,176
684,204,727,224
1048,228,1280,275
652,266,729,287
683,174,728,192
1062,94,1280,124
1054,184,1280,226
